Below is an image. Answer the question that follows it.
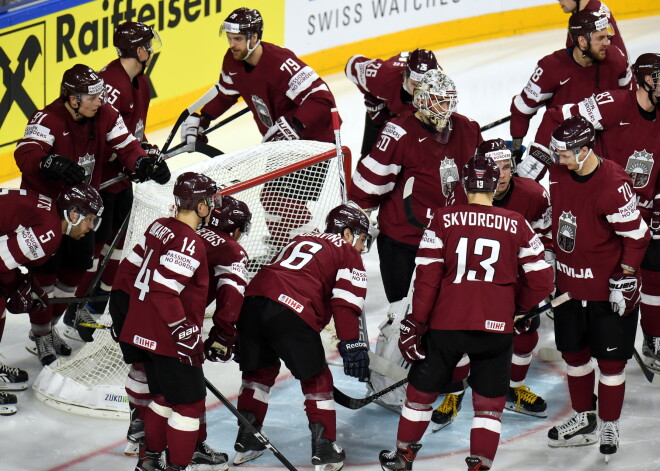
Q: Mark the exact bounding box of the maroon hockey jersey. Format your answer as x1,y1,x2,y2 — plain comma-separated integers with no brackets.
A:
550,160,650,301
245,232,367,340
0,189,62,277
411,204,553,333
565,0,627,58
494,177,552,245
510,46,631,145
99,59,152,193
119,217,209,358
348,112,482,246
197,226,249,332
541,88,660,221
345,52,416,117
201,42,338,143
14,100,144,200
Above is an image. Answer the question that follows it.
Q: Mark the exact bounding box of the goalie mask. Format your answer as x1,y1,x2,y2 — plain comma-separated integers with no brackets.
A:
209,195,252,238
413,69,458,132
57,183,104,235
222,7,263,60
403,49,440,94
462,154,500,194
550,115,596,172
61,64,106,109
325,204,373,253
633,53,660,107
113,21,161,74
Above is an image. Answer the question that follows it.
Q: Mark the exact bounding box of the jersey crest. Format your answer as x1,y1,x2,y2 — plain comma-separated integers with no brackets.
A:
557,211,577,253
77,152,96,182
625,150,653,188
251,94,273,128
439,157,459,197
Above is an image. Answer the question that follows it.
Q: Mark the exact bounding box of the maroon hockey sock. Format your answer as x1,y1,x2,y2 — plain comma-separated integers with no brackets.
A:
301,366,336,441
563,348,596,412
197,412,208,442
597,359,626,422
144,396,170,452
470,392,505,465
126,363,154,419
167,400,204,466
237,365,280,425
510,332,536,383
396,384,437,443
30,274,56,325
640,268,660,336
452,356,470,383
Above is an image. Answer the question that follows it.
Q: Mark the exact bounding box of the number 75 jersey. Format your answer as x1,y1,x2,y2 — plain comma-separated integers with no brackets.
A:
118,217,209,357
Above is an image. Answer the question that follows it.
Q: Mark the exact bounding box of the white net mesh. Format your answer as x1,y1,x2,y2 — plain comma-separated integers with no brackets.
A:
32,140,349,418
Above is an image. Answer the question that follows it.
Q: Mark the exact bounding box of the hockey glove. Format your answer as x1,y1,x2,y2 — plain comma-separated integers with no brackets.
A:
513,308,541,335
608,270,641,317
650,196,660,240
204,324,237,362
40,154,86,185
180,113,208,144
170,321,204,366
364,94,392,127
516,142,553,182
6,274,48,314
509,138,525,167
263,116,301,142
399,317,427,363
338,339,370,382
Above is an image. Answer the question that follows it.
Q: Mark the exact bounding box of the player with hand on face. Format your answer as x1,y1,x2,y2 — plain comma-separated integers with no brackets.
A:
546,116,649,460
379,153,553,471
232,204,370,470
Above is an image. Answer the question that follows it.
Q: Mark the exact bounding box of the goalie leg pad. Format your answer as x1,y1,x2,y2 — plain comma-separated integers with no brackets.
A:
596,359,626,422
396,384,437,444
471,392,505,467
302,366,336,441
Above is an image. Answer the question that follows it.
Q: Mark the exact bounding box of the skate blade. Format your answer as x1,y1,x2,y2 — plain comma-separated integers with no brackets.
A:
547,434,597,448
189,463,229,471
431,419,455,433
62,326,84,342
604,454,611,464
124,440,140,456
314,462,344,471
0,404,17,416
642,358,660,373
25,342,37,356
232,449,265,465
0,382,28,392
504,403,548,418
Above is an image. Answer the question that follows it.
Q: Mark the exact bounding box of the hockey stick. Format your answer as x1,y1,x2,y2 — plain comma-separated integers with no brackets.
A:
331,108,347,203
515,292,572,324
50,294,109,304
632,348,657,384
334,377,409,410
161,84,220,153
403,176,426,230
479,115,511,132
204,379,299,471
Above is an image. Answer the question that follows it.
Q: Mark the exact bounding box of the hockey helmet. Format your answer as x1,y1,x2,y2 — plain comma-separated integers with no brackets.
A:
462,154,500,193
113,21,161,59
568,10,614,44
57,183,104,232
222,7,263,40
550,115,596,156
406,49,440,82
209,195,252,236
413,69,458,130
173,172,218,211
476,138,512,164
61,64,106,102
325,204,373,252
633,53,660,105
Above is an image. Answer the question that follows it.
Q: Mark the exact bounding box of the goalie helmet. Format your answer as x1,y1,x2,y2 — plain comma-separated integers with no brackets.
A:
550,115,596,155
113,21,161,59
476,138,512,164
61,64,105,102
413,69,458,130
568,10,614,44
633,53,660,106
209,195,252,235
325,204,373,252
462,154,500,193
222,7,264,40
57,183,104,232
173,172,218,211
406,49,439,82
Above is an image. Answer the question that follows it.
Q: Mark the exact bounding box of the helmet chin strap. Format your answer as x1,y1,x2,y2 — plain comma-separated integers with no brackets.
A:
64,209,83,235
575,147,592,172
243,37,261,61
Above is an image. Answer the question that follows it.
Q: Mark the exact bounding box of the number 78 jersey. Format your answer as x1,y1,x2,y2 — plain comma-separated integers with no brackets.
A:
411,204,553,333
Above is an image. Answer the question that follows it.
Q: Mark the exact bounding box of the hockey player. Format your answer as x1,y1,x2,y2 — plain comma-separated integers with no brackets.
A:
546,116,649,459
539,53,660,373
379,153,554,471
14,64,170,365
232,204,370,470
431,139,553,431
557,0,627,57
117,172,226,471
510,10,631,180
181,7,340,260
345,48,440,156
0,184,102,413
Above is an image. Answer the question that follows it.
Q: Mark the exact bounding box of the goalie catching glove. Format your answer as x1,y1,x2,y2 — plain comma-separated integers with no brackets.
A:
338,339,370,382
6,274,48,314
516,142,553,181
608,270,641,317
204,324,236,362
398,317,427,363
169,320,204,366
263,116,301,142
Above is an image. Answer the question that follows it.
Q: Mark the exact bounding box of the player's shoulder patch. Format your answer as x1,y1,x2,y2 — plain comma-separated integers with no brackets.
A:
381,121,407,141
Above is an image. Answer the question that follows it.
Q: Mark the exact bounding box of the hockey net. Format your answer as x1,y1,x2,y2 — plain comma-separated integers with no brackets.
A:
32,140,351,418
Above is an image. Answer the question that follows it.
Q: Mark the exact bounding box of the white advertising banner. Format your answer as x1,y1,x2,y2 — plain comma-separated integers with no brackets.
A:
285,0,554,55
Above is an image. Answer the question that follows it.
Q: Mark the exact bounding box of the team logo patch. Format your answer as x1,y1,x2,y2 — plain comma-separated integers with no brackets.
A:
625,150,653,188
251,94,273,128
557,211,577,253
77,153,95,182
439,157,459,197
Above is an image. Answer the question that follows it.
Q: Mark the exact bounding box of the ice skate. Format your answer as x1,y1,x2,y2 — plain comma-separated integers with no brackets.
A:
124,417,145,456
465,456,490,470
0,361,28,391
135,447,165,471
431,392,464,432
64,306,98,342
642,335,660,373
0,391,18,416
547,410,597,447
190,441,229,470
310,422,344,471
505,385,547,418
233,411,266,465
599,420,619,463
28,329,71,358
378,443,422,470
27,331,58,366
